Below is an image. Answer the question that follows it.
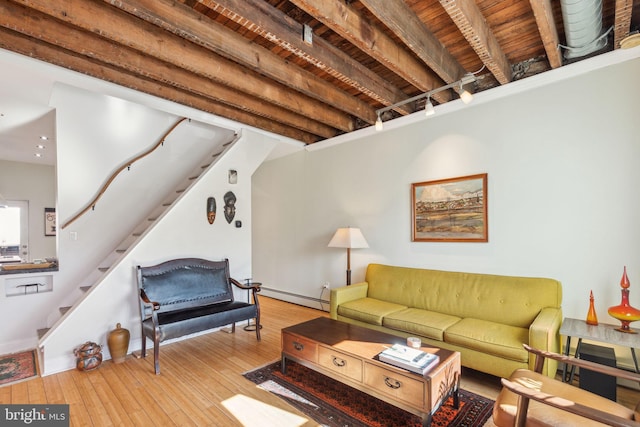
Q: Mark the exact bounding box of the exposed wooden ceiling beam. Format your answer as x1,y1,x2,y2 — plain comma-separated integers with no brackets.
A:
529,0,563,69
107,0,376,125
614,0,634,48
0,27,320,144
288,0,452,104
359,0,468,83
439,0,513,84
11,0,354,134
197,0,414,116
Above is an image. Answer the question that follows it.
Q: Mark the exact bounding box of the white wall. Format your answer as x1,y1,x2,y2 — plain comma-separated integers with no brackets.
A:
0,159,56,260
253,50,640,332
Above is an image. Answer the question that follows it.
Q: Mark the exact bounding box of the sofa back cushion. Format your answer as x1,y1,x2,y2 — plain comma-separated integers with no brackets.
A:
365,264,562,328
137,258,233,313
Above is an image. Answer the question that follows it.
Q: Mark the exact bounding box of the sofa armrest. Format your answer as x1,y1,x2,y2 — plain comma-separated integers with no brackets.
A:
528,307,563,377
330,282,368,319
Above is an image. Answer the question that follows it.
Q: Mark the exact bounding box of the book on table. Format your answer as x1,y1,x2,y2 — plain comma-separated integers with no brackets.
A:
378,344,440,374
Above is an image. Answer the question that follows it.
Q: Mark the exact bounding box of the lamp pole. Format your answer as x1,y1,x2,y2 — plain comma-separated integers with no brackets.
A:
346,247,352,285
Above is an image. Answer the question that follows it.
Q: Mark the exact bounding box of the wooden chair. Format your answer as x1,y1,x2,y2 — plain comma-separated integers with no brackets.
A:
493,344,640,427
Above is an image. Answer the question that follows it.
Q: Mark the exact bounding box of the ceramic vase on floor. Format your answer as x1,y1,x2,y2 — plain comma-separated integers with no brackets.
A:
107,323,130,363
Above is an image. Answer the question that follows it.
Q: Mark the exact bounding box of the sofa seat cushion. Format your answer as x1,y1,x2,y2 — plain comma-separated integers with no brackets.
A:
337,298,407,325
143,301,256,342
383,308,461,341
444,318,529,362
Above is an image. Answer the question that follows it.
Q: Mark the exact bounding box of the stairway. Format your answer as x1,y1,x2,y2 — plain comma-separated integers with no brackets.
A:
36,136,238,341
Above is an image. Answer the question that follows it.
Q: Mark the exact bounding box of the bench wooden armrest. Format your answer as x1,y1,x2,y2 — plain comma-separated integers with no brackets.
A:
230,278,262,291
139,289,160,311
501,378,640,427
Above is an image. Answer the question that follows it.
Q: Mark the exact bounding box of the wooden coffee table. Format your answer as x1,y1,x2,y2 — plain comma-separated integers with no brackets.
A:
281,317,461,427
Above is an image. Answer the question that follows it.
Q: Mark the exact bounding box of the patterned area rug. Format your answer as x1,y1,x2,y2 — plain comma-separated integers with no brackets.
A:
0,349,38,387
244,360,494,427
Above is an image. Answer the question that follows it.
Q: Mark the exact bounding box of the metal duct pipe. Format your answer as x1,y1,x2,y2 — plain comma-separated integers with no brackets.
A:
560,0,607,59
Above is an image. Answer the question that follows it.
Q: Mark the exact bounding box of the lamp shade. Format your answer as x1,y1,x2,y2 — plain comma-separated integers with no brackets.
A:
328,227,369,249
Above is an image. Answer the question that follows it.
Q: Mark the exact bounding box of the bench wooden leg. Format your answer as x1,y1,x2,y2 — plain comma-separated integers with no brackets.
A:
141,332,147,358
153,335,161,375
255,316,261,341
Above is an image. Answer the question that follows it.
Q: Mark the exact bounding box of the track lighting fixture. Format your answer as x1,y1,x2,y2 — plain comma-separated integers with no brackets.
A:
374,73,477,131
457,81,473,104
424,97,435,117
375,114,383,131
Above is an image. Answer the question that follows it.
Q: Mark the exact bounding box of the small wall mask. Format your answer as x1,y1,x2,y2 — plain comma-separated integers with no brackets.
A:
207,197,216,224
224,191,236,224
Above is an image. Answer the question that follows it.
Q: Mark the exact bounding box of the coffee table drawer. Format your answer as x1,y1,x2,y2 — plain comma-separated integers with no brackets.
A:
364,363,425,408
282,333,318,363
318,346,362,381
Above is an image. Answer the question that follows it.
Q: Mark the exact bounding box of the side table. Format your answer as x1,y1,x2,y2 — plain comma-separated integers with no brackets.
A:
560,317,640,383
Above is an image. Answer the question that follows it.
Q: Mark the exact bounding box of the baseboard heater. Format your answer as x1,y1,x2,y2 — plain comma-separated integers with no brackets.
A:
260,286,329,307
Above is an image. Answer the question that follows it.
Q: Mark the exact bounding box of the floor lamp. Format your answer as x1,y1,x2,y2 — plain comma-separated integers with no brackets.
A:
328,227,369,286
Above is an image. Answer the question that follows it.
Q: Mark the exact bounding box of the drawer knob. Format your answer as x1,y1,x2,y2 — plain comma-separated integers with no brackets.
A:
332,356,346,367
293,341,304,351
384,376,401,389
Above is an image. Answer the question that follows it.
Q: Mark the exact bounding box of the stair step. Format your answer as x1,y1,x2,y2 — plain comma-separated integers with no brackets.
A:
59,306,71,315
80,286,91,292
162,202,172,207
132,232,142,237
188,175,198,180
176,189,185,194
115,249,126,253
98,267,109,272
147,218,157,222
37,328,50,339
200,164,210,169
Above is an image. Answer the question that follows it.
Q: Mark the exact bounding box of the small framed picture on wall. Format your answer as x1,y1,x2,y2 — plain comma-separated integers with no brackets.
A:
45,207,56,236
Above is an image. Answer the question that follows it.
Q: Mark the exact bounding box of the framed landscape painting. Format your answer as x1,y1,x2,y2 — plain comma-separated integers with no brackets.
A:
411,174,487,242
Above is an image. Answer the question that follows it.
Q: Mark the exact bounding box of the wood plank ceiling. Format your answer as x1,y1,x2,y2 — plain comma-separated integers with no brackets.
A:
1,0,638,144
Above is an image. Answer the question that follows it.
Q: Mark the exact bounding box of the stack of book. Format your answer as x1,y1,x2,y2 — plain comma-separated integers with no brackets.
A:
378,344,440,374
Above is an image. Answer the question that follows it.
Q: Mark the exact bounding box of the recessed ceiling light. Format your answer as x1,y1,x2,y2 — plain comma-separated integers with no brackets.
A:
36,144,45,150
40,135,48,140
34,153,43,158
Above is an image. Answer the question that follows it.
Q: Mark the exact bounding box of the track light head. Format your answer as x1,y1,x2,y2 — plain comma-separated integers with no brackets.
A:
375,114,383,131
458,81,473,104
424,98,435,116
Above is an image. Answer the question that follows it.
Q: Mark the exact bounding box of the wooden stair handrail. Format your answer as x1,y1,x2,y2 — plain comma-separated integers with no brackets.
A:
61,117,187,230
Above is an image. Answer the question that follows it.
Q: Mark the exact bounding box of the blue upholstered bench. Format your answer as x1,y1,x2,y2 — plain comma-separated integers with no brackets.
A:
136,258,261,374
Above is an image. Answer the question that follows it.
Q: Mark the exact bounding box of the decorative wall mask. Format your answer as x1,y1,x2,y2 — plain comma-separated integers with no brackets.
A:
224,191,236,224
207,197,217,224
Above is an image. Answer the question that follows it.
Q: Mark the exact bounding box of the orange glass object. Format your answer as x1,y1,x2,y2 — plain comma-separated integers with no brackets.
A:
608,266,640,333
586,290,598,325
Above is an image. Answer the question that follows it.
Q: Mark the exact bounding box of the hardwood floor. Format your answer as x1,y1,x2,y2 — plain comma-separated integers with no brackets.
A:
1,297,638,426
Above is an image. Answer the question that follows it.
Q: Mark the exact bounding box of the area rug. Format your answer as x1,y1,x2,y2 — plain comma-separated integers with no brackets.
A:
0,349,38,387
244,360,493,427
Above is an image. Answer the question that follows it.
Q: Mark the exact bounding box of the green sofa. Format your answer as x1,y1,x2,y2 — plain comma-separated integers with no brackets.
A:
330,263,563,378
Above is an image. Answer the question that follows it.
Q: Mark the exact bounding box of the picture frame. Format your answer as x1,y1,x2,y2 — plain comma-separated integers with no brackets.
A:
411,173,487,242
44,207,56,236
